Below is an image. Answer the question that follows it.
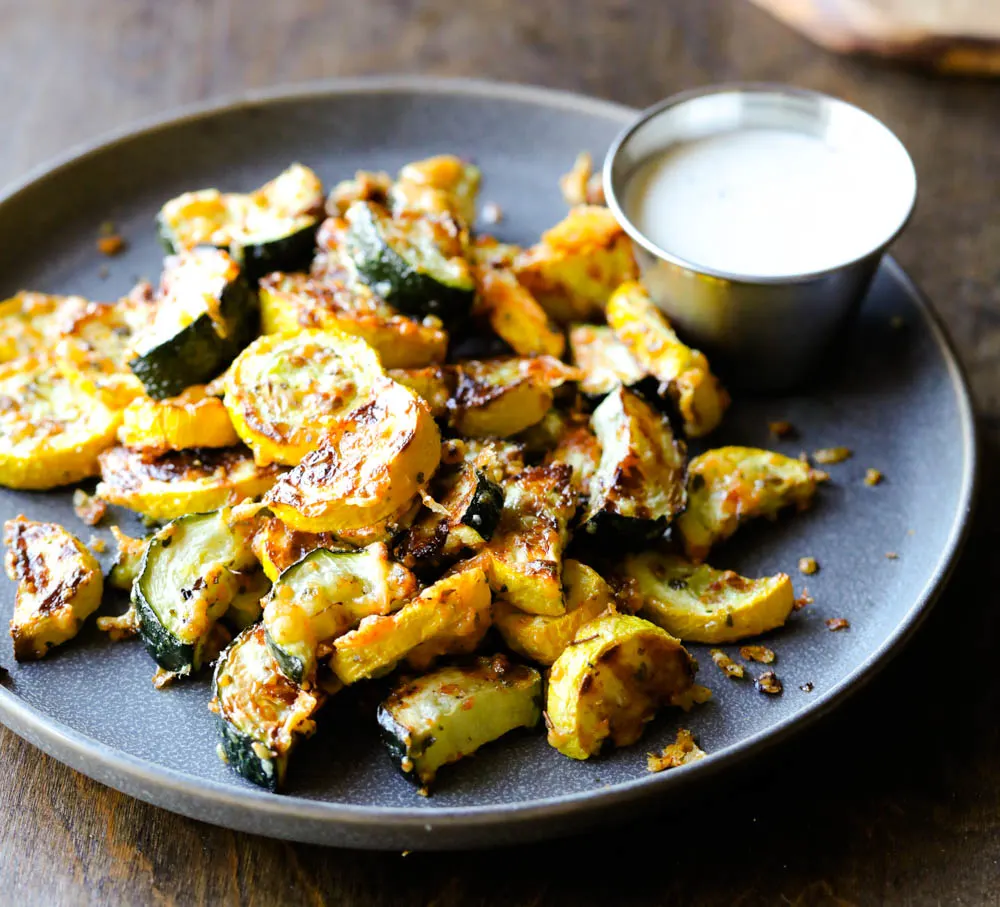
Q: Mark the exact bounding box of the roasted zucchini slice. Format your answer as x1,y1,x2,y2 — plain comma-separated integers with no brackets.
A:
546,612,695,760
387,365,456,419
345,201,475,321
568,323,646,399
258,271,448,369
449,357,580,438
545,422,602,501
327,171,392,217
250,514,346,582
128,248,259,400
118,385,239,454
579,387,686,541
263,543,418,685
212,624,324,791
158,163,324,281
330,566,491,684
391,155,481,226
223,328,384,466
3,517,103,661
513,206,638,323
225,568,271,631
0,354,123,490
96,445,284,522
676,446,826,562
265,376,440,533
473,265,565,359
494,560,614,665
378,654,542,789
606,281,729,438
133,509,257,675
485,464,576,616
617,552,795,643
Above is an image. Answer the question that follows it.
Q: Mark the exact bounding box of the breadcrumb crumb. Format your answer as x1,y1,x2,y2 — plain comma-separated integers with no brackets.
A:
793,588,814,610
885,552,899,560
768,420,795,438
740,645,775,664
826,617,850,631
73,489,107,526
87,537,106,554
864,468,883,486
97,234,125,256
813,446,852,465
755,671,783,695
559,152,593,206
710,649,744,679
798,556,819,575
799,681,814,693
646,728,706,773
670,684,713,711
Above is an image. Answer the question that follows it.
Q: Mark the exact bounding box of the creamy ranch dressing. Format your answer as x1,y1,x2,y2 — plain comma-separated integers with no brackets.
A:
624,127,915,278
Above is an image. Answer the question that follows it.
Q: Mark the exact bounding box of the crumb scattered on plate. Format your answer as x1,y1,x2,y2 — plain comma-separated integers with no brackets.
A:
885,552,899,560
864,468,883,486
754,671,783,695
793,588,814,610
481,201,503,224
646,728,706,773
97,234,126,256
72,489,107,526
813,446,852,465
740,645,775,664
768,420,795,438
710,649,744,679
825,617,850,632
87,536,106,554
671,684,712,711
799,681,814,693
798,556,818,575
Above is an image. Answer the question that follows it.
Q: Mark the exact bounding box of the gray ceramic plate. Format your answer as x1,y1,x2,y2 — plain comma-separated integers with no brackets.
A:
0,77,976,851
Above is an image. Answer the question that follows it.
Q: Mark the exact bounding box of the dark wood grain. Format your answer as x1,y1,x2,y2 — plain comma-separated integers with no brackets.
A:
1,0,999,904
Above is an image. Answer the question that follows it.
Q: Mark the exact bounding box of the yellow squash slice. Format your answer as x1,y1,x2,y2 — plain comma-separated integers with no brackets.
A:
474,265,565,358
605,281,729,438
4,516,103,660
224,328,384,466
546,612,695,760
617,551,795,643
391,155,481,226
118,385,239,454
330,566,491,684
250,514,346,582
494,560,615,665
96,445,284,522
265,377,441,533
676,446,826,562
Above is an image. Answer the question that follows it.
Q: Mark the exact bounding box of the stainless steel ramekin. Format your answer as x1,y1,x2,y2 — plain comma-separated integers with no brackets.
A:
604,84,917,391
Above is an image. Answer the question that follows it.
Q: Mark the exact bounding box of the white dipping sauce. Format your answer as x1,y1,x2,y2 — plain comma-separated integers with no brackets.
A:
624,127,914,278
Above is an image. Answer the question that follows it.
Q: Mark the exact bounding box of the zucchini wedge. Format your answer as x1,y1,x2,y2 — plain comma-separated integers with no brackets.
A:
387,365,456,420
546,612,695,760
4,516,103,661
330,566,491,684
513,205,638,323
676,446,826,563
158,163,324,280
494,560,615,665
606,281,729,438
345,201,475,321
223,328,384,466
258,271,448,369
545,422,602,501
211,624,324,791
327,171,393,217
485,464,576,616
568,323,646,399
0,354,123,490
129,248,259,400
579,387,686,542
225,568,271,631
96,445,284,522
617,552,795,643
118,385,239,455
133,509,257,675
251,514,346,582
473,265,565,359
265,376,441,533
391,155,481,226
449,357,580,438
263,543,418,685
377,654,542,790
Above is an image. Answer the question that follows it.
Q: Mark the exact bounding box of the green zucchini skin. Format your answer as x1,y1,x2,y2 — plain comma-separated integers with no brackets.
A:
128,249,260,400
345,201,475,322
216,718,285,792
264,625,307,687
458,469,504,541
233,220,319,283
377,655,543,789
134,585,196,674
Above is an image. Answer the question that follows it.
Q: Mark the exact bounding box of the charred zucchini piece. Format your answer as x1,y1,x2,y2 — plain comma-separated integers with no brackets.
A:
250,514,346,582
258,271,448,369
330,567,491,685
513,206,638,324
132,509,257,675
449,357,579,438
378,655,542,789
158,163,324,281
3,517,103,661
391,155,481,226
212,624,324,791
265,376,440,533
388,365,456,419
263,543,417,685
485,464,576,616
676,447,826,562
494,560,614,665
546,612,695,760
345,201,475,321
606,281,729,438
580,387,686,541
568,323,646,399
224,328,384,466
474,265,565,358
128,248,259,400
96,445,283,522
118,385,239,454
617,552,795,643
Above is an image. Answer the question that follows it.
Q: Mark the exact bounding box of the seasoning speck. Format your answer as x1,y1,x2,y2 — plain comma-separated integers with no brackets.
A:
813,446,852,465
826,617,850,632
793,588,814,610
710,649,744,679
646,728,706,773
768,420,795,439
798,556,819,576
98,265,110,279
97,234,126,256
740,645,775,664
799,681,814,693
755,671,783,695
864,468,883,486
481,202,503,224
885,552,899,560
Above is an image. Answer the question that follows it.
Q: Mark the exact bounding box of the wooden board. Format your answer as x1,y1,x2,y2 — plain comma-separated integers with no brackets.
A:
751,0,1000,73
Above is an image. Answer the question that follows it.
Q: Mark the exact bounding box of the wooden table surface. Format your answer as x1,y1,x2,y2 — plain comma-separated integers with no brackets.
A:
2,1,999,904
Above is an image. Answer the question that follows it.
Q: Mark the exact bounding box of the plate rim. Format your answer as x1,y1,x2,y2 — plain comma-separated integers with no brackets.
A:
0,75,979,847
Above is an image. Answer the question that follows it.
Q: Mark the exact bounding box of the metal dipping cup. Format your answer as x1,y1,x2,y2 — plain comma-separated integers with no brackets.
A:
603,84,917,391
